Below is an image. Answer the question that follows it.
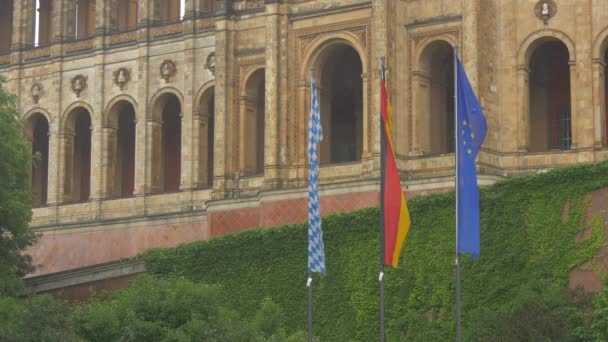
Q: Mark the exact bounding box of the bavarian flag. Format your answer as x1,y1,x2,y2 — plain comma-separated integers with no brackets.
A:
381,77,411,268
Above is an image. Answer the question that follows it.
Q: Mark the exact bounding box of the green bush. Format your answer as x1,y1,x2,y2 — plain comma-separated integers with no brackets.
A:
72,274,305,341
0,295,75,341
143,161,608,341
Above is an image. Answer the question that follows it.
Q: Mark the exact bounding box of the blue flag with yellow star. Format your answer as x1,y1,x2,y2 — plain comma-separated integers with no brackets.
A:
456,57,487,260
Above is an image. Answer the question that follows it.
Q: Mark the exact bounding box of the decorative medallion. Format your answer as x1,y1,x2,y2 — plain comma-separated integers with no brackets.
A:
114,67,130,90
205,52,216,76
71,75,87,97
160,60,177,82
535,0,557,24
31,83,43,104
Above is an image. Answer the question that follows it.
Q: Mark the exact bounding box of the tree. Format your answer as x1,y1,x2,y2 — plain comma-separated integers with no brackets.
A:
0,75,37,296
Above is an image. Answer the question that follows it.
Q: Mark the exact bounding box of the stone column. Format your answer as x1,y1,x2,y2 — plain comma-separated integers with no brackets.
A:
180,8,197,191
263,1,280,188
371,0,388,172
569,61,579,150
145,120,162,193
211,6,233,198
571,0,593,151
89,125,103,201
516,66,530,152
101,127,118,197
61,0,76,41
462,0,479,93
46,124,61,206
412,71,431,155
592,60,606,148
95,0,110,34
11,0,26,49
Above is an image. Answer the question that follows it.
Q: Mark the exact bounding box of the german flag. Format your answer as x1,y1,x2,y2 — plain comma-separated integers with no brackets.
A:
380,78,411,268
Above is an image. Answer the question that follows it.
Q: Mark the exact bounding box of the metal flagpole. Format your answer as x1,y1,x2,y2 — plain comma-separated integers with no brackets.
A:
379,56,387,342
307,274,313,342
454,46,462,342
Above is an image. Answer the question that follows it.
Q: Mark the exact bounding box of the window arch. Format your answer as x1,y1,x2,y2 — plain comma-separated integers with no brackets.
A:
241,69,265,175
312,43,364,164
528,40,571,152
415,40,455,155
105,100,136,197
63,107,92,202
150,92,182,193
198,86,214,187
26,113,49,207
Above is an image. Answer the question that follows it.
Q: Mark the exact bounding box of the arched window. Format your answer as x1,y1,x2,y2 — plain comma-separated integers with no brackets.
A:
316,44,363,164
0,0,13,53
27,114,49,207
106,100,136,197
198,87,214,188
150,93,182,193
75,0,96,39
528,40,571,152
115,0,138,30
34,0,52,47
64,108,92,202
159,0,181,22
198,0,215,15
415,41,455,155
241,69,265,175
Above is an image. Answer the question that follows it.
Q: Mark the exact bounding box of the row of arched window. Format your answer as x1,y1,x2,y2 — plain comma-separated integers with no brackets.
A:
22,37,608,207
0,0,217,51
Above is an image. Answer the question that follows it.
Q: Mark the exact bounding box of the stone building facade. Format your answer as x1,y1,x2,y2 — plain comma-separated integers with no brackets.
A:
1,0,608,294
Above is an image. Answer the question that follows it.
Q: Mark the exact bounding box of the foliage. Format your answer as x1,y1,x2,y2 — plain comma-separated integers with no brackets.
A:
0,295,76,341
144,161,608,341
72,274,306,341
0,75,37,296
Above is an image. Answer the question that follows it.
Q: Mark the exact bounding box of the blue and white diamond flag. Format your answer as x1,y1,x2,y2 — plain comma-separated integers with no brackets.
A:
307,74,326,275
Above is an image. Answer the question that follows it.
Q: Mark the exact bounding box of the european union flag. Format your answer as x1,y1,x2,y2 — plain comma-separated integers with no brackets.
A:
456,57,487,260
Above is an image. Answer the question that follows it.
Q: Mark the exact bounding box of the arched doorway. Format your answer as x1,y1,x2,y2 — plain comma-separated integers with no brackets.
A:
241,69,265,175
150,93,182,193
314,43,363,164
415,40,454,155
27,114,49,207
198,86,214,188
63,107,92,202
106,100,136,197
528,40,571,152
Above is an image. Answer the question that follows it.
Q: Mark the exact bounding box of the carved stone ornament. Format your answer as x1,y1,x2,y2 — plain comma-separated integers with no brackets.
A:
160,60,177,82
205,52,216,76
535,0,557,24
114,67,130,90
31,83,43,104
71,75,87,97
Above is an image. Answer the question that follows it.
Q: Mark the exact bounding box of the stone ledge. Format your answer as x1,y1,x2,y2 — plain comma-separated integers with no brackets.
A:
24,259,145,294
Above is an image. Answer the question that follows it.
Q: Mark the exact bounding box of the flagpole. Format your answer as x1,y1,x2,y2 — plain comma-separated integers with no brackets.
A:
454,46,462,342
307,274,313,342
307,67,315,342
379,56,387,342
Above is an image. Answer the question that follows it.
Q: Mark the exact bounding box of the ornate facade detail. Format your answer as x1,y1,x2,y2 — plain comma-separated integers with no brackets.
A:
31,83,43,104
151,23,183,37
160,60,177,82
198,18,215,30
71,75,87,97
0,54,10,65
64,39,95,53
114,68,130,90
24,47,51,60
535,0,557,24
108,31,138,45
205,52,216,76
